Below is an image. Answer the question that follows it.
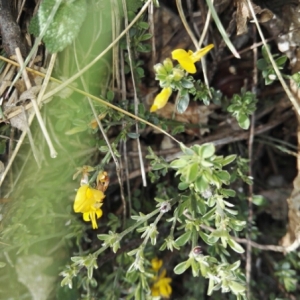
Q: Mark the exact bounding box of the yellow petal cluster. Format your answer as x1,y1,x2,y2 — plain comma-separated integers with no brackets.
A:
172,44,214,74
74,185,105,229
150,87,172,112
151,258,172,298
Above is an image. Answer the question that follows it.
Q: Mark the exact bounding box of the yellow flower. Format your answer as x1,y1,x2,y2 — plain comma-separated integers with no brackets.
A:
74,185,105,229
151,258,163,271
150,258,172,298
171,44,214,74
150,87,172,112
151,269,172,298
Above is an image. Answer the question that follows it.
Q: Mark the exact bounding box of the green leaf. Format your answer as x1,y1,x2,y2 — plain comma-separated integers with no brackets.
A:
137,21,149,29
38,0,87,53
216,170,230,182
211,229,228,238
229,260,241,271
195,176,209,192
227,238,245,253
201,207,216,221
106,90,114,101
170,159,187,169
174,260,190,274
177,93,190,113
151,163,167,170
178,182,189,190
220,188,236,197
187,163,198,182
200,143,215,158
275,55,287,66
0,262,6,268
237,114,250,130
252,194,267,206
181,79,194,89
222,154,236,166
65,125,87,135
175,231,192,246
199,231,218,245
228,281,246,294
256,58,268,70
127,132,140,139
196,197,207,215
140,33,152,41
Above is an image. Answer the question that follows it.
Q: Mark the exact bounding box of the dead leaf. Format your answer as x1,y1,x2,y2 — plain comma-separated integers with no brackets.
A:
154,102,212,136
18,86,41,103
236,0,250,35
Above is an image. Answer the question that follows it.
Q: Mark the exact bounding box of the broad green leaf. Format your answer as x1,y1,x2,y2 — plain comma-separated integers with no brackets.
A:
201,207,216,222
187,163,198,182
181,79,194,89
38,0,87,53
137,21,149,29
237,114,250,130
175,231,192,246
228,281,246,294
140,33,152,41
177,93,190,114
201,143,215,158
199,231,218,245
211,229,228,238
252,194,267,206
220,188,236,197
256,58,268,70
170,159,187,169
195,176,209,192
227,238,245,253
216,170,230,182
151,163,167,170
174,260,190,274
127,132,140,139
229,260,241,271
222,154,236,166
196,197,207,215
275,55,287,66
178,182,189,190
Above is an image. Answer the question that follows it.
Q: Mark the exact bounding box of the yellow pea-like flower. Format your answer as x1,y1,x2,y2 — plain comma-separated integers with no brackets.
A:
172,44,214,74
74,185,105,229
150,87,172,112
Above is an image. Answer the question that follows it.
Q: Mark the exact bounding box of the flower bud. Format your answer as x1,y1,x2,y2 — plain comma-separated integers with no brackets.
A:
154,63,167,75
163,58,173,72
160,201,171,213
172,68,184,81
192,246,202,256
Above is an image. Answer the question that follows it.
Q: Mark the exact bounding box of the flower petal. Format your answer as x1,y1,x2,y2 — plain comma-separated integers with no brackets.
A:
177,58,196,73
90,212,98,229
95,208,103,219
191,44,214,62
74,185,105,213
160,280,172,298
171,49,189,60
83,212,90,221
150,87,172,112
74,185,90,213
172,49,196,73
151,258,163,271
